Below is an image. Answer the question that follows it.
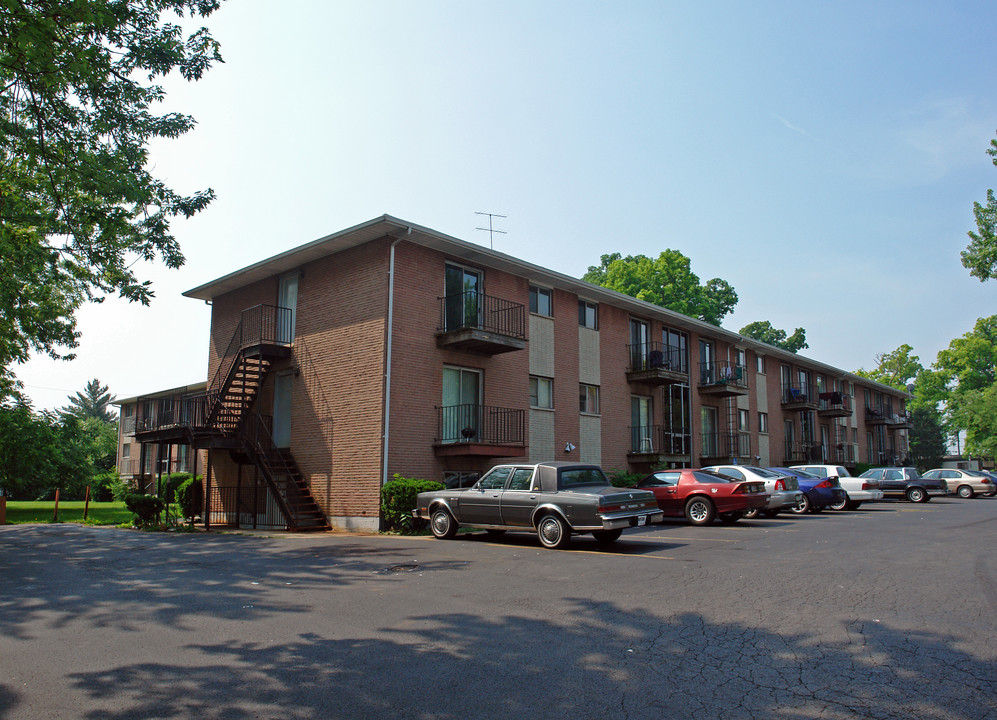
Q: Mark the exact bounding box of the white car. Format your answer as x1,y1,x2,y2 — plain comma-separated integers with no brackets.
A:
703,465,803,517
922,468,996,498
790,464,884,510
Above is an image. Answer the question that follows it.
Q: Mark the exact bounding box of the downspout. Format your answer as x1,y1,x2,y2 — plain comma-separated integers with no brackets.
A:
382,230,410,520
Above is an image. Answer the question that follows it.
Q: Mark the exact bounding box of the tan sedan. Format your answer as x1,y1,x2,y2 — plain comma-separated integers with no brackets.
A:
922,469,997,498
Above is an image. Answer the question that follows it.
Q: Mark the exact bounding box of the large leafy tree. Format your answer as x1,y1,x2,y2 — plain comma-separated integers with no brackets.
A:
907,406,948,470
948,385,997,459
854,344,923,392
962,133,997,281
60,378,116,423
739,321,808,353
0,0,223,394
583,251,738,326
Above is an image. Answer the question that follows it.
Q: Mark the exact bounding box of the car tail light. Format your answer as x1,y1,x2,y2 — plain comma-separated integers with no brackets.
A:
774,479,786,491
815,479,834,489
600,502,624,513
862,482,876,490
983,478,993,485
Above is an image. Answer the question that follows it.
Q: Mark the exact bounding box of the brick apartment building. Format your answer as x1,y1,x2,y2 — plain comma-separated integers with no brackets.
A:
122,215,911,531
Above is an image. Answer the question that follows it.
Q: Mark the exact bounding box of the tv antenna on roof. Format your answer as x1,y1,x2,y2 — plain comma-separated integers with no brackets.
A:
475,212,507,249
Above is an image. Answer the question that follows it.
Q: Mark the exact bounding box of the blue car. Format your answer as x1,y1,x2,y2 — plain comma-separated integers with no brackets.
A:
768,467,846,514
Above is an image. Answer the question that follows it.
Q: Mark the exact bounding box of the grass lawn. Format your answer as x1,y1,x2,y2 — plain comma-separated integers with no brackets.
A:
4,501,134,526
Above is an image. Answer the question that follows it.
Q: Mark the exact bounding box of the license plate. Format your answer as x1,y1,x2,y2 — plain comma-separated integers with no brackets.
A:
637,514,647,526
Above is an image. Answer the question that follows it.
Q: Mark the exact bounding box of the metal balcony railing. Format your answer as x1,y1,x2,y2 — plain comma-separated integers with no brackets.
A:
437,404,526,445
700,432,751,459
817,392,851,413
699,361,748,389
782,384,817,405
628,425,692,455
784,441,823,463
438,291,526,340
627,343,688,374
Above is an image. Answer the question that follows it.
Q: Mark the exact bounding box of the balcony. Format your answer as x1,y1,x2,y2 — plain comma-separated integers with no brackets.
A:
781,385,819,411
434,404,527,457
436,292,527,355
784,441,823,464
626,343,688,386
699,432,751,463
817,392,852,418
887,412,912,429
865,406,889,425
830,444,857,465
133,386,212,443
628,425,691,464
697,361,748,397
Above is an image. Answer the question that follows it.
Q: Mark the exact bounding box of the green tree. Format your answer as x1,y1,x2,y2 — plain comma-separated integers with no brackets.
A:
933,316,997,393
0,399,56,498
60,378,117,423
0,0,223,394
582,251,738,326
739,321,808,353
948,385,997,459
908,406,948,470
854,344,924,392
962,133,997,281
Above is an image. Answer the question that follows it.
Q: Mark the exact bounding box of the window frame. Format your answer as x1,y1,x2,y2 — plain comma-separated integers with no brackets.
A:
580,383,600,414
578,300,598,329
529,376,554,409
529,285,552,316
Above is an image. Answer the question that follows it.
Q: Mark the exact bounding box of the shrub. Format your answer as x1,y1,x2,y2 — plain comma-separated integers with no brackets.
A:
161,473,192,502
381,474,444,532
607,469,643,487
125,493,165,528
109,471,137,502
176,475,203,520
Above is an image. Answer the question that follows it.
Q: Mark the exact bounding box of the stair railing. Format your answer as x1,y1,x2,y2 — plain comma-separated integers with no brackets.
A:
242,410,305,528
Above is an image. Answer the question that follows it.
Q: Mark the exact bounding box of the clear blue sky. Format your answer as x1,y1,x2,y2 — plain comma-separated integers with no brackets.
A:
17,0,997,410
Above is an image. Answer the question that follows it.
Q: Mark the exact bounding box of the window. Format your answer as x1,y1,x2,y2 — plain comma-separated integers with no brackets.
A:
756,355,766,374
662,327,689,372
444,263,481,331
580,384,600,414
578,300,598,329
738,409,749,432
530,376,553,409
735,348,746,371
122,443,130,458
529,286,551,316
758,412,769,433
508,468,535,491
443,471,479,488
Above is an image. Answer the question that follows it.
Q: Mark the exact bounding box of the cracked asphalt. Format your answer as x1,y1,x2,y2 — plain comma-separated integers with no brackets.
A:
1,496,995,719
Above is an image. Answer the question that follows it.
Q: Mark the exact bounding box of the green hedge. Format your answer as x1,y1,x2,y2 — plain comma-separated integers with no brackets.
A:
176,475,203,520
381,474,444,532
124,493,165,528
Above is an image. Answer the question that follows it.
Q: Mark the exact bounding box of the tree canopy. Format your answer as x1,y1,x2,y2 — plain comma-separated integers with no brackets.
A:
854,344,923,392
0,0,223,395
739,321,808,353
60,378,117,423
962,133,997,281
582,251,738,326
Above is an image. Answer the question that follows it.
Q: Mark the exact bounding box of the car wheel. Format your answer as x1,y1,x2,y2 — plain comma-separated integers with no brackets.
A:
906,487,927,503
789,494,810,514
592,528,623,544
743,507,760,519
957,485,975,499
845,500,862,510
829,495,849,511
537,514,571,549
685,497,716,525
762,509,781,518
718,511,742,524
430,507,458,539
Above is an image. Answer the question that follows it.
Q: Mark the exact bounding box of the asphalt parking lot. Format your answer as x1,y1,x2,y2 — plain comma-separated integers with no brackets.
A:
1,497,996,720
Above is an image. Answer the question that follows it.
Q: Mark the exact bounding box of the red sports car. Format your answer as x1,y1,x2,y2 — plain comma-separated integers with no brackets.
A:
634,469,770,525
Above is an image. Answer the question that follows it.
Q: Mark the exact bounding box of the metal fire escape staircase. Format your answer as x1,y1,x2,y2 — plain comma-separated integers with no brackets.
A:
203,306,329,531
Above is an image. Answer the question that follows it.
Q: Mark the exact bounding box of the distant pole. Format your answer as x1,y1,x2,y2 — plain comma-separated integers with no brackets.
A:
475,212,507,250
52,489,60,522
83,485,91,521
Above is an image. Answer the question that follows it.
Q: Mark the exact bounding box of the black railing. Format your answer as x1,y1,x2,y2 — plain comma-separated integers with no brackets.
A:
782,384,816,405
437,404,525,445
784,441,823,463
699,361,748,389
134,386,211,435
628,342,688,374
628,425,691,455
207,485,286,530
438,291,526,340
831,444,856,464
818,392,851,413
700,431,750,458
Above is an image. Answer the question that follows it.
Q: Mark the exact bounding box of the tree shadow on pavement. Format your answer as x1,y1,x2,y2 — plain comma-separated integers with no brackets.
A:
62,601,997,720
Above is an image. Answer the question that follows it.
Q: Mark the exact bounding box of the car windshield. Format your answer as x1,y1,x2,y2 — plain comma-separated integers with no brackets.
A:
693,470,731,483
745,466,783,478
559,467,609,488
965,470,987,477
835,466,853,477
770,467,817,478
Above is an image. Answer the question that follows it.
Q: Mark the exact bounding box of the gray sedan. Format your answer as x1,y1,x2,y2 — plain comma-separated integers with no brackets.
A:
413,462,663,549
